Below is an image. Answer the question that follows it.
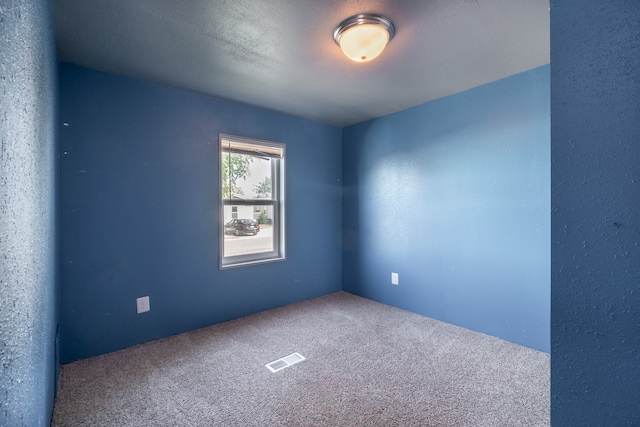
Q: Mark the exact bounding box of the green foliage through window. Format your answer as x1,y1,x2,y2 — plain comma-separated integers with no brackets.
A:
222,153,253,199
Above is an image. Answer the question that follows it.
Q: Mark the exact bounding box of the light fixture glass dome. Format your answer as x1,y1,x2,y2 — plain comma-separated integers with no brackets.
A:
333,14,395,63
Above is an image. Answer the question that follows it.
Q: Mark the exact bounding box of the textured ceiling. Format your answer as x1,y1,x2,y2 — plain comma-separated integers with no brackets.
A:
53,0,549,127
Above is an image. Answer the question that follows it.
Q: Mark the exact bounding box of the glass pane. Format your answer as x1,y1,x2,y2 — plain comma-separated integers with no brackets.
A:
222,205,274,257
222,152,272,200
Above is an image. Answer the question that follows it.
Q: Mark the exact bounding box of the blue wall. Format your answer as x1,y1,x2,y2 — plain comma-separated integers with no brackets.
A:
59,64,342,362
551,1,640,424
343,66,550,353
0,0,58,425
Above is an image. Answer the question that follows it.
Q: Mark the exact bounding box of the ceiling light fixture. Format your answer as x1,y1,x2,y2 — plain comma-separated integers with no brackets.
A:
333,14,395,63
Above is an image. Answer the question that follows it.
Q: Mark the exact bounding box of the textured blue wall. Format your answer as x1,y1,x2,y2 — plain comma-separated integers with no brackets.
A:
0,1,58,425
551,1,640,424
343,66,550,353
59,64,342,362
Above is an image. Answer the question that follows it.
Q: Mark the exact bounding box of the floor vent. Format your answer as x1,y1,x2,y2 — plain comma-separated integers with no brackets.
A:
266,352,306,373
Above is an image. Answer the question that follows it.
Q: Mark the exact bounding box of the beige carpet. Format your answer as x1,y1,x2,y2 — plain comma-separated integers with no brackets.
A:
52,292,549,426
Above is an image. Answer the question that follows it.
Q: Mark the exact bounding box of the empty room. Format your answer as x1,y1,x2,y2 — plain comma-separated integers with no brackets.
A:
2,1,638,426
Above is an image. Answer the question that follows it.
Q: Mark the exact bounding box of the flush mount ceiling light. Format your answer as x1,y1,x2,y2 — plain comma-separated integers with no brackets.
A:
333,14,395,63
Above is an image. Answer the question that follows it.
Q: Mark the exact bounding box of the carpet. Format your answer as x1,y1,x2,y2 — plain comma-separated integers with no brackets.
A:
52,292,549,426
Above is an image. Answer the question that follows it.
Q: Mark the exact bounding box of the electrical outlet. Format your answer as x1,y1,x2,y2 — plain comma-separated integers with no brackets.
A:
136,296,150,314
391,272,399,285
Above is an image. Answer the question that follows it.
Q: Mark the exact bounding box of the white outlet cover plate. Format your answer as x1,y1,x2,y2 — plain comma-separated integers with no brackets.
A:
136,296,150,313
391,273,399,285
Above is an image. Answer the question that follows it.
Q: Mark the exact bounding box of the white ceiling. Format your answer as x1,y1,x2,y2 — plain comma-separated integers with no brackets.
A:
53,0,549,128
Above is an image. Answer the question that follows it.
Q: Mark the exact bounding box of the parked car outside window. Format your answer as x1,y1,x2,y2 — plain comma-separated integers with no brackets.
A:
224,219,260,236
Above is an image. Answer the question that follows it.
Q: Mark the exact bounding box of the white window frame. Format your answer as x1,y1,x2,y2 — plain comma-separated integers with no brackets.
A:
219,134,285,269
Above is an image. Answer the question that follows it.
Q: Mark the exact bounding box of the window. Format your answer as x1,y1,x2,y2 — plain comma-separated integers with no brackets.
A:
220,134,285,268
